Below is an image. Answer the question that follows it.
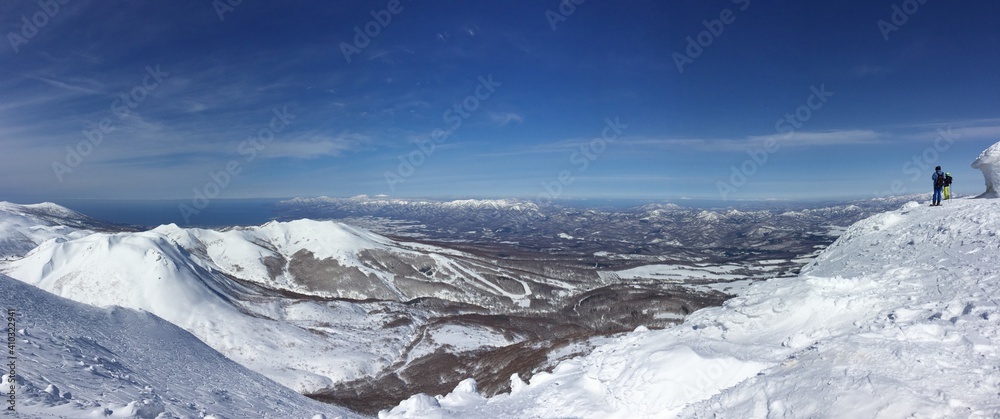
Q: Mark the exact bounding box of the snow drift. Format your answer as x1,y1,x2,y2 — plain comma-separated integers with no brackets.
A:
0,274,360,418
972,140,1000,198
382,198,1000,418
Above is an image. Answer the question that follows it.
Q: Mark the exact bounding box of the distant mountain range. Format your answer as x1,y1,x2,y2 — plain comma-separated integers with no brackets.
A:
276,195,924,265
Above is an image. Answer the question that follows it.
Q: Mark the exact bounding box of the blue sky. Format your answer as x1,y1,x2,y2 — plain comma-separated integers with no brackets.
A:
1,0,999,203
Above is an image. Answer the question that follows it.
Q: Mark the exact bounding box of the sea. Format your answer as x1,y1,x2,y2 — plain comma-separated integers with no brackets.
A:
53,198,284,228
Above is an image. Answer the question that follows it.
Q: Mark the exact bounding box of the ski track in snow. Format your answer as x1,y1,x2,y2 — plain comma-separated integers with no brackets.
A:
381,198,1000,418
429,253,531,303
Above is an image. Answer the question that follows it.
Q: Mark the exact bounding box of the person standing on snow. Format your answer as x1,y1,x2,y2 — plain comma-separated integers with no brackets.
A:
932,166,946,206
943,172,953,200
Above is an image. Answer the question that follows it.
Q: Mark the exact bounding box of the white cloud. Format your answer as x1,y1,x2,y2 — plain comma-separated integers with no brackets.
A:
617,130,883,153
747,130,883,148
259,133,367,159
893,119,1000,142
25,75,105,96
489,112,524,126
952,125,1000,139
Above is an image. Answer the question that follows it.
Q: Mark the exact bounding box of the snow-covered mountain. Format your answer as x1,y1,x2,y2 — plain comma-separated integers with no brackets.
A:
0,221,560,396
3,227,389,394
276,195,921,266
280,195,543,221
150,220,562,308
0,201,124,259
0,274,360,418
1,217,637,402
381,197,1000,418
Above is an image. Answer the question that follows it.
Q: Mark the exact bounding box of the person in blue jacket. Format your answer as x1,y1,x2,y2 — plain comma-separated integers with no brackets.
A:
931,166,945,206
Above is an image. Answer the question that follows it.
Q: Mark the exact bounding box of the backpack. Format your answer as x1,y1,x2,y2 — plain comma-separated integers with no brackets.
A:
934,172,946,188
945,174,953,187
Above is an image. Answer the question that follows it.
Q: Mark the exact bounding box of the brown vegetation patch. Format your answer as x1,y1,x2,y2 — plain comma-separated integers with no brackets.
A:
308,285,730,415
288,249,397,299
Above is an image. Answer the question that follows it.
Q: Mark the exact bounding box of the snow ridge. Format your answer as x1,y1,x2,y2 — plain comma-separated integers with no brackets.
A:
382,198,1000,418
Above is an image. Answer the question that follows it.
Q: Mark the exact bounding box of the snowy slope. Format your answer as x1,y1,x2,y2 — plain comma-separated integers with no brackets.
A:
0,202,108,259
0,229,423,394
381,198,1000,418
0,274,360,418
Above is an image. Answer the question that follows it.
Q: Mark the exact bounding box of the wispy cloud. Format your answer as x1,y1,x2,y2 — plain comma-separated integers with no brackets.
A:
747,130,883,148
259,133,368,159
489,111,523,126
953,125,1000,139
891,119,1000,142
24,75,105,95
483,129,885,158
